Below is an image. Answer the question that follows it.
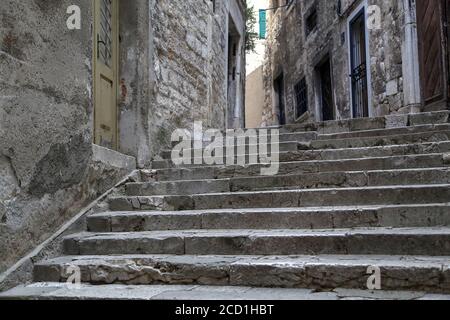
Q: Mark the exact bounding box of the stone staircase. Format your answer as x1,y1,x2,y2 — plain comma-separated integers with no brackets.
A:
3,111,450,300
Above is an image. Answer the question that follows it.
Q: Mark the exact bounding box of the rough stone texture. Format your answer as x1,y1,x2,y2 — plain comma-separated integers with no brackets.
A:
4,111,450,298
88,204,450,232
3,282,448,300
27,255,450,293
0,0,97,274
0,0,243,278
62,227,450,256
143,153,447,182
127,168,450,196
141,0,246,163
114,0,245,167
0,145,136,275
261,0,409,126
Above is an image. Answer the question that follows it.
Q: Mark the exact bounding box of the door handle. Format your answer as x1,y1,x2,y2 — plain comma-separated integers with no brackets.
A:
97,34,106,59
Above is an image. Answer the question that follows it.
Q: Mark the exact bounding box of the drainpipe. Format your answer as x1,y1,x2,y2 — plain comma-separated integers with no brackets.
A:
402,0,422,113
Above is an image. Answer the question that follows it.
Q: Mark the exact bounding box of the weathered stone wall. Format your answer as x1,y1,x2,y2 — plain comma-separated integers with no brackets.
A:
118,0,153,168
117,0,246,165
0,0,245,274
262,0,407,126
147,0,216,159
0,0,137,274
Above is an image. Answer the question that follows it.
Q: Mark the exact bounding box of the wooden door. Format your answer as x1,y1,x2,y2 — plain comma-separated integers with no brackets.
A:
93,0,119,149
416,0,448,110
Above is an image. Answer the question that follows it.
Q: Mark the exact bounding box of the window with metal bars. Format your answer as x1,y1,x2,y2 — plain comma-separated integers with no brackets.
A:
294,78,308,118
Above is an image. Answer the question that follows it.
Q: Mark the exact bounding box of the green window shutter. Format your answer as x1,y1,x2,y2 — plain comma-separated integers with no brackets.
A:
259,9,267,39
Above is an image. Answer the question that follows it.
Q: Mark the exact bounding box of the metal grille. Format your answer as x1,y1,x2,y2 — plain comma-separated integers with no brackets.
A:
351,62,368,118
294,78,308,118
99,0,113,67
350,10,369,118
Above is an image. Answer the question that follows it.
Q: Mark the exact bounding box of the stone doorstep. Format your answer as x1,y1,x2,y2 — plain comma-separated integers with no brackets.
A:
86,204,450,233
3,283,449,300
108,184,450,212
146,153,448,182
126,167,450,196
31,255,450,293
62,227,450,256
151,141,450,169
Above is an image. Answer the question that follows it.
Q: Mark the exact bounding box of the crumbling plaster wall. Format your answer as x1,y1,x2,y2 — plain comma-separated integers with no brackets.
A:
262,0,406,126
0,0,135,274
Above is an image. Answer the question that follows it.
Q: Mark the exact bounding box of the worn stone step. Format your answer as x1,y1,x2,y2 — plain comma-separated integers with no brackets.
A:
126,168,450,196
151,141,450,169
63,227,450,256
317,123,450,140
163,124,450,159
143,154,448,181
281,111,450,134
4,282,448,300
160,128,450,164
311,131,450,150
87,204,450,232
282,116,387,134
169,131,318,148
161,141,301,160
108,185,450,212
32,255,450,293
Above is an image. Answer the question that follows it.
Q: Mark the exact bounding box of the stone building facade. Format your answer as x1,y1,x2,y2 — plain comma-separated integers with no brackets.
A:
245,66,265,128
0,0,245,274
262,0,450,126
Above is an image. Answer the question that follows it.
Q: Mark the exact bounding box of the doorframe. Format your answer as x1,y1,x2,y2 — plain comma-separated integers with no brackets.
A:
347,0,373,118
92,0,120,150
273,71,286,125
445,0,450,106
313,53,336,122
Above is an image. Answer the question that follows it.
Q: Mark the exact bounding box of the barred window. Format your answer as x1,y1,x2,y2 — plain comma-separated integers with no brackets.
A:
295,78,308,118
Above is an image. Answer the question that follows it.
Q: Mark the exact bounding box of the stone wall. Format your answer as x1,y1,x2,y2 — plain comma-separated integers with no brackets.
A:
262,0,408,126
120,0,246,165
0,0,245,274
245,66,265,128
0,0,137,274
147,0,221,159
